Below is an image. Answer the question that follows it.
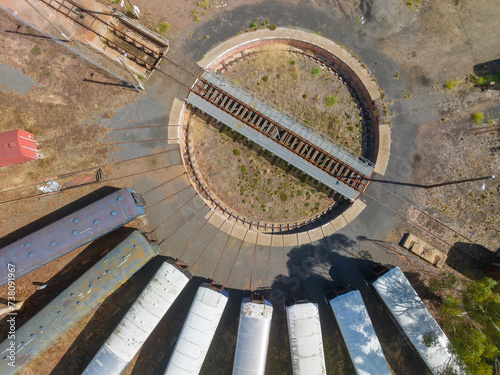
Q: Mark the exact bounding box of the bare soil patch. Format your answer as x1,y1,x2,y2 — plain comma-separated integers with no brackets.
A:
410,86,499,265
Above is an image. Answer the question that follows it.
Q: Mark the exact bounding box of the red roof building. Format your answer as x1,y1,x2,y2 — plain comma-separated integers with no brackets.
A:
0,129,38,168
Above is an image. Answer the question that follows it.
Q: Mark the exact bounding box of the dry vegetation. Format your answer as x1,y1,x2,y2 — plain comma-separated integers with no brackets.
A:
223,48,363,153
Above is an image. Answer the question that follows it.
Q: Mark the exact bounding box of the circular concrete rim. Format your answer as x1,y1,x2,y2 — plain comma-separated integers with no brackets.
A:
171,27,391,242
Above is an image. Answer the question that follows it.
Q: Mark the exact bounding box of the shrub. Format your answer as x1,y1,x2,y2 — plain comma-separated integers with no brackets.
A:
302,93,308,99
233,149,241,156
251,22,257,28
261,76,269,82
472,112,485,124
157,21,171,33
325,95,338,106
268,24,277,31
192,10,201,22
280,193,288,201
311,67,321,75
197,0,211,9
290,60,295,65
444,78,461,90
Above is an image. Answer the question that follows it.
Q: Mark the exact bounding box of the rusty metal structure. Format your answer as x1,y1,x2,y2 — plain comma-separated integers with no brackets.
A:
24,0,169,79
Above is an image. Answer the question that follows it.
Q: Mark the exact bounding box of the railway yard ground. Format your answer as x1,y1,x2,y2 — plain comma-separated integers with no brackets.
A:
0,0,499,374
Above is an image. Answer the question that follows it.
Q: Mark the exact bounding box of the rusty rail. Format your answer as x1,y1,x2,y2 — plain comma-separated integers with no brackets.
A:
38,0,165,75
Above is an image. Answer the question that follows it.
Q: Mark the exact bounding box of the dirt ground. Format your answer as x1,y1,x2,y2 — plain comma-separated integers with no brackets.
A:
0,10,137,194
409,86,499,273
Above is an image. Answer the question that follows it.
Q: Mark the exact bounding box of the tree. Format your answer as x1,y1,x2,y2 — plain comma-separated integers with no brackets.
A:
434,277,500,375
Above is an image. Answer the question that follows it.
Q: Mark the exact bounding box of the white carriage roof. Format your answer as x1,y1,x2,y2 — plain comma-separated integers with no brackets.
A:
329,291,391,375
165,285,228,375
373,267,464,375
105,261,190,362
233,300,273,375
286,303,326,375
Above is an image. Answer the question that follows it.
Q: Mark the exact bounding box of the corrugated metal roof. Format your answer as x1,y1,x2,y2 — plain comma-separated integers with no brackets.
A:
201,71,374,177
233,299,273,375
373,268,464,375
187,93,359,201
286,303,326,375
81,345,129,375
0,231,159,375
83,261,190,375
329,291,391,375
165,284,228,375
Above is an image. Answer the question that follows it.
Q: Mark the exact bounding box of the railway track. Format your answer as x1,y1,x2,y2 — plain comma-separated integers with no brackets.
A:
38,0,168,76
190,76,372,195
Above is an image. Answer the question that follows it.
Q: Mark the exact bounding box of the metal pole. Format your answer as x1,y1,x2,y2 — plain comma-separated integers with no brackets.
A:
119,53,144,91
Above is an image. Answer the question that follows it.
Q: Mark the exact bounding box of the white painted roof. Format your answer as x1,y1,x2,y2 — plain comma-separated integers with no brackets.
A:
373,267,464,375
105,262,190,362
164,285,228,375
329,291,391,375
232,299,273,375
286,303,326,375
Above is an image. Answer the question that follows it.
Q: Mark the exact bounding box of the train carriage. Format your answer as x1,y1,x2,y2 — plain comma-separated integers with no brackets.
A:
286,302,326,375
232,296,273,375
329,290,391,375
0,230,158,375
164,283,229,375
372,267,464,375
0,188,145,286
83,260,192,375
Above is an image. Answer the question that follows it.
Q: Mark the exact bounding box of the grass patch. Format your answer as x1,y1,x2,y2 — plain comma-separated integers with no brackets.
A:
192,10,201,22
471,69,500,87
472,112,485,124
444,78,461,90
157,21,171,33
197,0,211,9
325,95,338,107
311,67,321,75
